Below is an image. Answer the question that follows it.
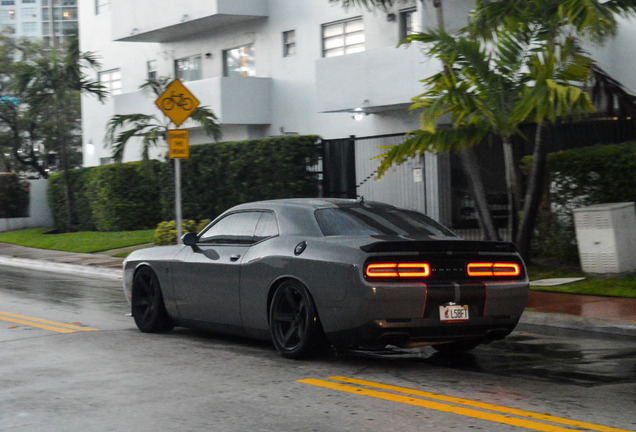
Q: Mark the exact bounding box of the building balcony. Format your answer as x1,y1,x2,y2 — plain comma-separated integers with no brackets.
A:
114,77,272,126
315,45,441,114
113,0,269,43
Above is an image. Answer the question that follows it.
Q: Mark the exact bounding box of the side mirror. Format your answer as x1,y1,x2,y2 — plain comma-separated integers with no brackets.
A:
182,232,198,247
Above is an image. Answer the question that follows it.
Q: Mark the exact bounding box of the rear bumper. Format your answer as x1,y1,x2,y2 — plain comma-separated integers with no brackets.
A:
326,315,521,348
321,279,528,348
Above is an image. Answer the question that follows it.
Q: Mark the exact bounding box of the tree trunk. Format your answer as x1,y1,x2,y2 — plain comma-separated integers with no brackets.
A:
502,137,519,242
517,123,547,261
459,147,499,240
57,95,73,232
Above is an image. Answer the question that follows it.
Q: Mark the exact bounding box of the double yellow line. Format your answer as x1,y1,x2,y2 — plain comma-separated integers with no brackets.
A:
0,310,99,334
299,376,633,432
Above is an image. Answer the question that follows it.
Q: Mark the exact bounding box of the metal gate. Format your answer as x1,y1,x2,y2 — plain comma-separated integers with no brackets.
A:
321,134,427,214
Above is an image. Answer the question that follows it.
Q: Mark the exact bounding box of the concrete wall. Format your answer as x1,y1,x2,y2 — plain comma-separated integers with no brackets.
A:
0,179,55,233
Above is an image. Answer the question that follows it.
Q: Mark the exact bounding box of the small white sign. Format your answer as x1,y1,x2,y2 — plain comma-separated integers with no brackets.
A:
413,167,423,183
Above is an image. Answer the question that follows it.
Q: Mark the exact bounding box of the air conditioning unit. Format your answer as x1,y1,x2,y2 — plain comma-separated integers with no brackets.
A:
573,202,636,274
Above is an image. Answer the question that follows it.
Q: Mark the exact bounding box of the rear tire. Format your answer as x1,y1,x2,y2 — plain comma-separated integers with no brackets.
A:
269,280,322,359
131,266,174,333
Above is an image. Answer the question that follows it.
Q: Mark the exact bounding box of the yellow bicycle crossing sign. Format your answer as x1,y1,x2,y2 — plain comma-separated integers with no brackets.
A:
155,79,200,127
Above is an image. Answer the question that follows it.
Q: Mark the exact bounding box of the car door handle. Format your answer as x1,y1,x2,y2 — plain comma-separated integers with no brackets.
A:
230,254,241,261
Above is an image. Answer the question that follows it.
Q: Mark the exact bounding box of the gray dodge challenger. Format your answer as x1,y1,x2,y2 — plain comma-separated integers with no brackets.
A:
123,198,528,358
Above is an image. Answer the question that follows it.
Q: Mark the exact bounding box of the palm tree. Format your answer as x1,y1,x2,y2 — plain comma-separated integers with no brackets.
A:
379,23,594,242
17,33,106,232
104,77,221,162
471,0,636,259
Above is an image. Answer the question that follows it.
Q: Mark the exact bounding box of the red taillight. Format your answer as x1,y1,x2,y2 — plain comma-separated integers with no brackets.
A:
365,262,430,278
467,262,521,277
366,263,399,278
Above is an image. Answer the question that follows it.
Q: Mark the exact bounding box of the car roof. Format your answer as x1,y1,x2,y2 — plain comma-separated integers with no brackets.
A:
222,198,398,238
229,198,394,212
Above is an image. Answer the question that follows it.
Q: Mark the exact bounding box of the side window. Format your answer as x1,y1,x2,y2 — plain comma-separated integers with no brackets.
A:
254,212,279,242
198,212,261,245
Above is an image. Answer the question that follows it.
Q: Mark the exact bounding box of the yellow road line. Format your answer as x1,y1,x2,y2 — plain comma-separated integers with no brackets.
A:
299,377,634,432
0,310,99,334
329,376,628,432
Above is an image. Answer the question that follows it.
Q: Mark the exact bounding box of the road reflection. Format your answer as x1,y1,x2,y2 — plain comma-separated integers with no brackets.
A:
340,332,636,387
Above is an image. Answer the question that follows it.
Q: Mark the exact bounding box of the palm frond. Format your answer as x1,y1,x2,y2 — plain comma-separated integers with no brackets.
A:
377,125,490,178
189,105,222,141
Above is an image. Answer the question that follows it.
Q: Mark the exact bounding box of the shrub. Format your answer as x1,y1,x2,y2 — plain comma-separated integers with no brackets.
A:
527,142,636,263
161,135,321,221
0,174,29,218
154,219,198,245
87,162,163,231
47,135,320,231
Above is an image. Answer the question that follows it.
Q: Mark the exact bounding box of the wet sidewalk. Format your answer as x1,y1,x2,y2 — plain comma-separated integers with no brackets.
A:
0,242,635,337
0,241,124,280
527,291,636,324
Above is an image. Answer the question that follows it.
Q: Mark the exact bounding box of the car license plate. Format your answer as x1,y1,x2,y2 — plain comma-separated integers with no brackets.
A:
439,304,469,322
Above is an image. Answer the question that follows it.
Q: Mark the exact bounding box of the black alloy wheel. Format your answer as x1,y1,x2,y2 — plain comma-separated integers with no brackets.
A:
269,280,322,359
131,266,174,333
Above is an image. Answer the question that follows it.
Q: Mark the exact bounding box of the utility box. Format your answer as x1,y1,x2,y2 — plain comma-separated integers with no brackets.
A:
573,202,636,274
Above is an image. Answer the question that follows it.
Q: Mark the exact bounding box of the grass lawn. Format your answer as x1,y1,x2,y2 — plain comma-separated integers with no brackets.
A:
528,264,636,298
1,228,634,298
0,228,155,254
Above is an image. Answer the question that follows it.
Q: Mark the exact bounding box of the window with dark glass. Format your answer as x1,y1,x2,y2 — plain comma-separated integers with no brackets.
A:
174,55,202,82
315,206,455,237
399,8,418,40
223,44,255,77
147,59,157,80
254,212,279,242
283,30,295,57
199,212,262,245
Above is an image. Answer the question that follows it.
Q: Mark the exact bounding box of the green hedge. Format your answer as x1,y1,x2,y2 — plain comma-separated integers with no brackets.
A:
48,161,164,232
0,173,29,218
547,142,636,206
528,142,636,263
87,162,164,231
47,135,320,232
163,135,321,220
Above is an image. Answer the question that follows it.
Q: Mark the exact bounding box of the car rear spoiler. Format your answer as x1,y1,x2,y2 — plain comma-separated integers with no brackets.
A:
360,240,518,254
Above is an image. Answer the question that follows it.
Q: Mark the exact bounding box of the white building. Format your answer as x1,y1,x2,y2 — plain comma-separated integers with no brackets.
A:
0,0,77,47
78,0,636,226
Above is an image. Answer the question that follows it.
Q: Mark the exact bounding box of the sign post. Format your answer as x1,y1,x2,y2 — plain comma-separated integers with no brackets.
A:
155,79,199,243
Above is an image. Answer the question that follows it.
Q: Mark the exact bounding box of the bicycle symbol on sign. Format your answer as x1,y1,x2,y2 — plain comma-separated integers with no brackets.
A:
160,91,194,111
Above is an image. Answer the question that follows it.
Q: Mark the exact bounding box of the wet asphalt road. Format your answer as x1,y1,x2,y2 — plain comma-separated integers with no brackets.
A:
0,265,635,432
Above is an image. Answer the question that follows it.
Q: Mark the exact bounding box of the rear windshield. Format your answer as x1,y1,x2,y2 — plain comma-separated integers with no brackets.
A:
314,206,456,238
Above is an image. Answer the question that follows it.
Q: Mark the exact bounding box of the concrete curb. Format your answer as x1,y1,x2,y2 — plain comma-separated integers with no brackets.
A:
0,256,122,281
519,310,636,339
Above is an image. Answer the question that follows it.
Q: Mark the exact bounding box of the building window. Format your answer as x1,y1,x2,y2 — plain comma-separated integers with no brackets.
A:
99,68,121,95
62,8,75,19
22,0,36,3
1,1,15,5
399,8,418,40
21,21,36,33
94,0,109,14
322,17,365,58
283,30,295,57
223,44,255,78
174,55,202,82
147,60,157,80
